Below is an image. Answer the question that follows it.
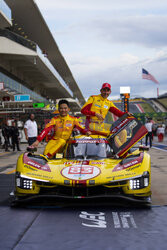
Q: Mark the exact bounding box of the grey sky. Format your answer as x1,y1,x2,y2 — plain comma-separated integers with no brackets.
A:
36,0,167,99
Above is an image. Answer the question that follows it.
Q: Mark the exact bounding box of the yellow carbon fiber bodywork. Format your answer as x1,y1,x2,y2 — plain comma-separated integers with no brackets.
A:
15,136,151,198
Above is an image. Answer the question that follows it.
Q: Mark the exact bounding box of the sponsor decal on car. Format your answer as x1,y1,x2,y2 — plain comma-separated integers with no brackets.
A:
75,139,107,144
112,154,143,172
64,160,90,165
26,172,53,179
64,161,105,165
112,160,139,172
61,165,101,180
27,161,42,168
68,138,108,144
125,165,140,171
27,161,51,172
92,162,105,165
23,154,51,172
24,165,37,171
111,119,129,133
129,120,137,130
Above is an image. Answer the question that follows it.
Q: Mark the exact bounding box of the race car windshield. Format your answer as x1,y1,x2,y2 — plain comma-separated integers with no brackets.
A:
65,142,113,159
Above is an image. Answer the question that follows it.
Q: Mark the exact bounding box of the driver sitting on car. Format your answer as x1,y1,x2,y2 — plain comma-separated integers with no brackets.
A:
31,99,89,159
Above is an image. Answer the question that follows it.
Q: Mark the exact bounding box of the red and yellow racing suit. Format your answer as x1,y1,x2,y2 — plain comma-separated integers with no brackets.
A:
37,114,86,158
81,94,125,129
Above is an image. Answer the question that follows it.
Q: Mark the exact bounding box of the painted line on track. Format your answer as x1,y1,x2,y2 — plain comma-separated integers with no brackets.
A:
6,169,16,174
152,143,167,152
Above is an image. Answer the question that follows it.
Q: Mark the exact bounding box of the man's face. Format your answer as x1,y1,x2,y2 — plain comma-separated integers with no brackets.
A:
59,103,70,117
30,114,35,121
100,88,111,99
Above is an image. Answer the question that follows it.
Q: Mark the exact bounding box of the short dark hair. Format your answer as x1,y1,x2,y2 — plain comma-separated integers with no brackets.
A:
58,99,69,108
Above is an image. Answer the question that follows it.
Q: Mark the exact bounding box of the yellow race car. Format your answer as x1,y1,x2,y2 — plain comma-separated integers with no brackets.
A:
12,114,151,205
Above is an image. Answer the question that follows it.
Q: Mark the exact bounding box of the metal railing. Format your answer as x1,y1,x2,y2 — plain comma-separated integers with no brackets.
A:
0,28,36,51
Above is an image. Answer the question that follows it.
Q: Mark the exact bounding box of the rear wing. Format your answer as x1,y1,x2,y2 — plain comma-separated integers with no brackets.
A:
108,114,148,157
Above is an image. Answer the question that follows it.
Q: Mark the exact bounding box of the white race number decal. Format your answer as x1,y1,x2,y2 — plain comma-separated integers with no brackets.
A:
61,165,100,180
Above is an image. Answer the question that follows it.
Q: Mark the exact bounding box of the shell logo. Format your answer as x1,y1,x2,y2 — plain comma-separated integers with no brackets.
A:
61,165,100,180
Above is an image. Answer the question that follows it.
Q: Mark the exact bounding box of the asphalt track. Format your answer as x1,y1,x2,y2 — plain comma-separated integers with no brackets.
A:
0,139,167,250
0,203,167,250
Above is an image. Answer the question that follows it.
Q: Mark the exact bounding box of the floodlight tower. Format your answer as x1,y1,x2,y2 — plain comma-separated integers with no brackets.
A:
120,87,130,112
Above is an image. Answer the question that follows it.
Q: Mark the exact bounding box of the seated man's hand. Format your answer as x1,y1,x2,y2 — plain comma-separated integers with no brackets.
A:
86,131,92,136
27,145,37,152
31,140,40,148
95,113,104,121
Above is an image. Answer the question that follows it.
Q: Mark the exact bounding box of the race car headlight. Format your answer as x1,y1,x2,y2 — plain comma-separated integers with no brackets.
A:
144,177,149,187
129,179,140,189
143,171,149,187
16,177,33,190
129,176,149,190
23,179,33,189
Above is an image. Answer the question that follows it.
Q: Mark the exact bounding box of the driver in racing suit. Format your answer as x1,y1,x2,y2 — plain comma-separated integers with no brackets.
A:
31,99,89,158
81,83,126,135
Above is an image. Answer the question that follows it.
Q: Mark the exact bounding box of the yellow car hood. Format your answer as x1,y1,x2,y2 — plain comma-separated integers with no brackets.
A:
17,151,150,187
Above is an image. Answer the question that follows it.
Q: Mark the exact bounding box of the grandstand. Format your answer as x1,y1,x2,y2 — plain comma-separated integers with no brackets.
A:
157,93,167,110
0,0,85,115
113,98,155,114
111,97,167,124
114,102,142,113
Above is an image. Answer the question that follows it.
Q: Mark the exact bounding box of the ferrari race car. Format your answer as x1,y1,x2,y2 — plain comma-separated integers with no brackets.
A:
12,114,151,205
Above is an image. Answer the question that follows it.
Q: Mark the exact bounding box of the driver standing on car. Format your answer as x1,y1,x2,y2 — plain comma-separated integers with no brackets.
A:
31,99,89,159
81,83,126,132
